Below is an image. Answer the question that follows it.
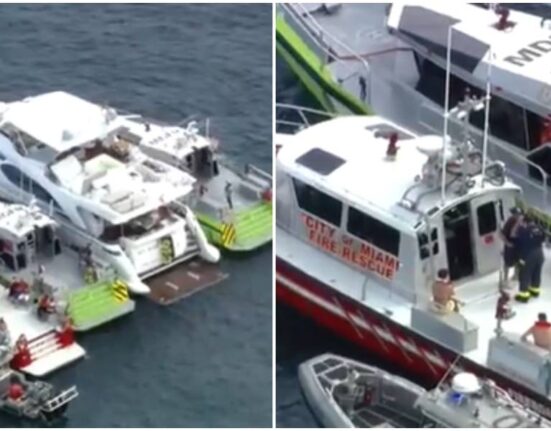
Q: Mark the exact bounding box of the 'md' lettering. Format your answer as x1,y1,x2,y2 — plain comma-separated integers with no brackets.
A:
504,36,551,67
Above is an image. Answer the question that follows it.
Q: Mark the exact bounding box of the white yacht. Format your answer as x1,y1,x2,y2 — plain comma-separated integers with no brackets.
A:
0,91,219,295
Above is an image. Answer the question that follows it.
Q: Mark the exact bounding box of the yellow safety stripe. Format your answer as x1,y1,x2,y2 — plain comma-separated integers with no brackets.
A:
221,223,236,247
112,281,129,303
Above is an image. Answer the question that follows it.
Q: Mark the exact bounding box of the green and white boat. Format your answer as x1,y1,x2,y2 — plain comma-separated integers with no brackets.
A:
117,116,273,252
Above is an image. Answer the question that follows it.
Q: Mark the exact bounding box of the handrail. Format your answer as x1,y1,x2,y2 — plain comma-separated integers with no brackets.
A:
246,163,272,182
280,3,373,101
276,103,337,132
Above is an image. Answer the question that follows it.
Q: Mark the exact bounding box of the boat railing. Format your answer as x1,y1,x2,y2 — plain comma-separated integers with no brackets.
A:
116,107,211,138
280,3,373,102
245,163,272,183
276,103,337,133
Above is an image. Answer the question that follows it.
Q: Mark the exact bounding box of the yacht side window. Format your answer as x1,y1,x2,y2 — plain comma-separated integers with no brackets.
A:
347,207,400,256
292,178,342,226
470,94,527,150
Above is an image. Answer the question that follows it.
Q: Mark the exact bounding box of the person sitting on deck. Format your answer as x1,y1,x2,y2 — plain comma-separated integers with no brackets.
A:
521,312,551,351
8,278,30,304
37,294,56,321
7,375,25,404
431,269,460,313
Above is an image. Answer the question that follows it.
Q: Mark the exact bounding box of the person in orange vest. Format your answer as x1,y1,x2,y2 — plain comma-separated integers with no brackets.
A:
7,375,25,403
521,312,551,350
432,268,459,312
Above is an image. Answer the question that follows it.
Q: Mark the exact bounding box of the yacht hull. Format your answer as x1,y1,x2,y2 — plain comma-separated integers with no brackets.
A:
276,256,551,420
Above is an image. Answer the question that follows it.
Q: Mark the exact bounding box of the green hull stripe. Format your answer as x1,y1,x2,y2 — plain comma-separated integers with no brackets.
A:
276,14,372,116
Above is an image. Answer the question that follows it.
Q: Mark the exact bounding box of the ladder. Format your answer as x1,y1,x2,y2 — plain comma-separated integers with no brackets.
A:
42,386,79,412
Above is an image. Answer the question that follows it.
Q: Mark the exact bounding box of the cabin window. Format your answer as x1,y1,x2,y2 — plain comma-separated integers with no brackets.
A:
292,178,342,226
1,164,29,189
1,164,61,209
415,58,529,151
476,202,497,236
347,207,400,255
418,227,439,260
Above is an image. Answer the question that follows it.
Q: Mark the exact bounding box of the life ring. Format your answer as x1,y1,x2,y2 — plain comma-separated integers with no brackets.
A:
492,414,523,428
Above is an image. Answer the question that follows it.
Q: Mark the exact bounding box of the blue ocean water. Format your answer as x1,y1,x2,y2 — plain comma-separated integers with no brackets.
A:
276,3,551,427
0,4,272,427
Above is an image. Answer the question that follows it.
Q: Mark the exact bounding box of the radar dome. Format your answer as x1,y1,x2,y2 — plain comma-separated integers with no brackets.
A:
451,372,481,394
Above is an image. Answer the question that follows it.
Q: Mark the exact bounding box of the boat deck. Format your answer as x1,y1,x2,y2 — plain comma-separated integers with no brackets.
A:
278,227,551,376
195,163,267,212
7,248,85,293
147,258,228,305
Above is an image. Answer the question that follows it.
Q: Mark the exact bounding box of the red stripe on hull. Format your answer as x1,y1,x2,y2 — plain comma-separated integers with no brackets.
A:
276,280,437,380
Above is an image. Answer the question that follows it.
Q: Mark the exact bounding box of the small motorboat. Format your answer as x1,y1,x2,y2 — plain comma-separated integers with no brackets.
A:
299,354,551,428
298,353,428,428
0,366,78,423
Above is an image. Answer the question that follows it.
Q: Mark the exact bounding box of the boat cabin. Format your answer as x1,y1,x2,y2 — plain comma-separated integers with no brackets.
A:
277,115,520,303
0,202,60,272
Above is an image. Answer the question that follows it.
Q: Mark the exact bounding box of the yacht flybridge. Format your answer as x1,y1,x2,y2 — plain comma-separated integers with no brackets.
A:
276,103,551,419
277,3,551,226
0,91,219,295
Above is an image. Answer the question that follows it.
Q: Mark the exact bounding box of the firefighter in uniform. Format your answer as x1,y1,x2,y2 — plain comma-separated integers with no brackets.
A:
500,207,523,285
521,312,551,350
515,215,546,303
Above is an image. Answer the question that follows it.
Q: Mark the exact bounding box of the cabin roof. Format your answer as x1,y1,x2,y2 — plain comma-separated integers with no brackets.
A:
0,202,55,239
278,116,516,230
387,3,551,114
0,91,118,153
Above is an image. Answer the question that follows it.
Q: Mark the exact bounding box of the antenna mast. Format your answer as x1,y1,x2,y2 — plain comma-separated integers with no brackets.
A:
441,26,453,205
481,47,493,187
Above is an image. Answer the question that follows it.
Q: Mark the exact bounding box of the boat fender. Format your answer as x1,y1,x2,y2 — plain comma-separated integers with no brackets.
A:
262,188,272,203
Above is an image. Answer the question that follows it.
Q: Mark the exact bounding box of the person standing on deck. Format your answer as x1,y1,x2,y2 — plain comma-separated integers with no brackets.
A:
225,181,234,210
515,215,546,303
500,207,523,285
521,312,551,350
